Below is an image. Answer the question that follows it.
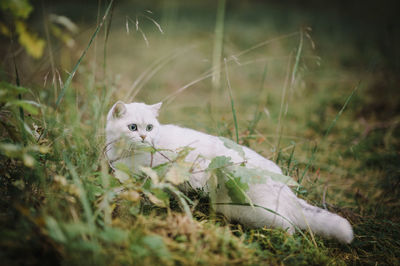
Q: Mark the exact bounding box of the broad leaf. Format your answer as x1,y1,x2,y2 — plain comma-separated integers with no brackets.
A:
99,226,128,243
63,221,94,238
146,189,169,208
9,100,40,115
152,162,170,178
219,137,245,158
225,176,249,204
0,0,33,19
141,166,159,184
15,21,45,58
207,156,232,171
141,235,171,259
261,169,299,186
215,169,251,205
45,217,67,243
230,166,267,184
165,161,191,185
231,165,299,187
175,146,194,161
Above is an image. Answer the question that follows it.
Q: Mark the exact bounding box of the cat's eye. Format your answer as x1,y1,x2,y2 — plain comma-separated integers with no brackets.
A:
146,124,153,131
128,124,138,131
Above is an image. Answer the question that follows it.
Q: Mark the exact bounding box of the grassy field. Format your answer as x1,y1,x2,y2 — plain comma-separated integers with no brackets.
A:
1,1,399,265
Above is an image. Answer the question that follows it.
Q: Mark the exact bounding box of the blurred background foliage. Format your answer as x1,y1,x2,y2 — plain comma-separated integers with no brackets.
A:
0,0,399,265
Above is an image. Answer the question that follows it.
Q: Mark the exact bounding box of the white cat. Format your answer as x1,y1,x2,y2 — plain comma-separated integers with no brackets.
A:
105,101,354,243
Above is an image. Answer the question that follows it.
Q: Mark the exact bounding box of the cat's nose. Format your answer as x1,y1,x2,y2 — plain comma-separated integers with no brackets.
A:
140,135,146,140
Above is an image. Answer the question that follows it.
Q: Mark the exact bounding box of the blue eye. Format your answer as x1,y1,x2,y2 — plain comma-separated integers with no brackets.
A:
128,124,137,131
146,124,153,131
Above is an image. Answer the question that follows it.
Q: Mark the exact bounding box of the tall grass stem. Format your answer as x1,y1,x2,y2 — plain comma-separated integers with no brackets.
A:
248,62,268,134
211,0,226,90
11,33,27,146
224,58,239,143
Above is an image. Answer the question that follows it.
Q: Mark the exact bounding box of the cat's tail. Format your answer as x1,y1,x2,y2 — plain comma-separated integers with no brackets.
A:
293,199,354,243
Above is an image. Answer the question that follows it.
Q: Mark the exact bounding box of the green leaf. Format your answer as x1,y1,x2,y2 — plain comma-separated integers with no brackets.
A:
130,244,149,257
45,217,67,243
114,163,131,183
207,156,232,170
85,183,104,201
99,226,128,243
0,82,29,102
214,163,299,205
70,240,101,252
230,166,268,184
165,161,191,185
141,235,170,259
142,178,152,190
22,153,35,167
129,205,141,215
135,143,157,153
161,183,193,219
12,179,25,190
152,188,169,205
114,162,131,175
175,146,194,161
261,169,299,186
224,174,249,204
219,136,245,158
0,0,33,19
0,143,22,157
145,190,167,207
141,166,159,184
15,20,45,58
220,164,298,187
9,100,40,115
232,165,299,186
152,162,170,177
63,222,94,238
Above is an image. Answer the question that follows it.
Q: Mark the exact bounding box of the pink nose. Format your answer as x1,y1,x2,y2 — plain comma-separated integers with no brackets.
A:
140,135,146,140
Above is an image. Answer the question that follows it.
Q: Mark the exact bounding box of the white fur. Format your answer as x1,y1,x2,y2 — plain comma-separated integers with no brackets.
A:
105,102,354,243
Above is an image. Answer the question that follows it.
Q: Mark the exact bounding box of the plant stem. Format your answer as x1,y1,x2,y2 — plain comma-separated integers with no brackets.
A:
211,0,226,90
224,58,239,143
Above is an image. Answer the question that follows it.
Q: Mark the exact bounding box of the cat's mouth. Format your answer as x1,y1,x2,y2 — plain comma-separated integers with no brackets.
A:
127,136,148,144
138,138,150,144
134,138,151,146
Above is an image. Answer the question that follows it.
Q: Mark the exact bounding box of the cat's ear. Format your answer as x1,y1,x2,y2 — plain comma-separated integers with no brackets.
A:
108,101,126,120
150,102,162,117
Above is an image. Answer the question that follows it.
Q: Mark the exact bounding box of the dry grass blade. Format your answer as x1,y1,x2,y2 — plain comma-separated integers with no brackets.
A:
142,14,164,34
163,32,301,104
232,31,299,59
128,46,196,101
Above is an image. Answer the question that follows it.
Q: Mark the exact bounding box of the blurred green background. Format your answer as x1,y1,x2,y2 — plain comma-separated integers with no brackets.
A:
1,0,399,265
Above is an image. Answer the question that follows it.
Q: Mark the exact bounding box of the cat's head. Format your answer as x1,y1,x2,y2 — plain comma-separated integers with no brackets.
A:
106,101,162,145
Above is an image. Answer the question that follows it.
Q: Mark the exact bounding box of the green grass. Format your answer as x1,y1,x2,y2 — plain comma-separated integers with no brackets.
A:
1,1,399,265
